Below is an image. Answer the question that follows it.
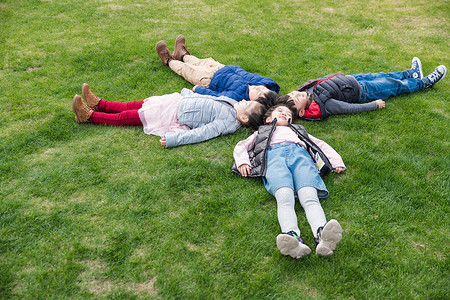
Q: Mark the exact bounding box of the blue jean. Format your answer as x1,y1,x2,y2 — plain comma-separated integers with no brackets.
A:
263,143,328,198
351,71,426,102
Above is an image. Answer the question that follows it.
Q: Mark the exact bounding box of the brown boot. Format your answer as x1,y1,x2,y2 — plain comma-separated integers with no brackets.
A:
155,40,174,65
82,83,101,110
72,94,92,123
172,35,190,61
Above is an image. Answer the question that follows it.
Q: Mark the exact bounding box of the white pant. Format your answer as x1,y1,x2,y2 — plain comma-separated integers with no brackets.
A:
275,186,327,238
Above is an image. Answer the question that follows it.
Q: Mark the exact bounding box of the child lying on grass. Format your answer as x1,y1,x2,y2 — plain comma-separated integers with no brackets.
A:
72,83,275,148
232,103,345,258
155,34,280,103
278,58,447,120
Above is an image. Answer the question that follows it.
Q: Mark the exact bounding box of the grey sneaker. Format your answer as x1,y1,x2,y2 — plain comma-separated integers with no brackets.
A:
409,57,423,79
423,65,447,87
276,231,311,259
315,219,342,256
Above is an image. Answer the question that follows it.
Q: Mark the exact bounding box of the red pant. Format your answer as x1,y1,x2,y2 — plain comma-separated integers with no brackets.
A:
90,100,144,126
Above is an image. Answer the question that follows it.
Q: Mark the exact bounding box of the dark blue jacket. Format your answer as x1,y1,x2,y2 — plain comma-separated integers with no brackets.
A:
194,65,280,101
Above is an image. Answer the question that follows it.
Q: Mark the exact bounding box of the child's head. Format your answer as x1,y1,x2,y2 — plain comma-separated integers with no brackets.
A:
234,99,269,131
265,104,294,126
248,85,271,101
254,90,279,107
277,91,312,118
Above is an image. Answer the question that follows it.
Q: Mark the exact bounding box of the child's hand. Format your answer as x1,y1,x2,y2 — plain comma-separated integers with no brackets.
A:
333,167,345,173
160,138,166,146
376,99,385,109
238,164,252,177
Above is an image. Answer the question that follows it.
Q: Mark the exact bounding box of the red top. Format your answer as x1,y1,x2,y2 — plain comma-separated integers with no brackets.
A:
303,100,322,119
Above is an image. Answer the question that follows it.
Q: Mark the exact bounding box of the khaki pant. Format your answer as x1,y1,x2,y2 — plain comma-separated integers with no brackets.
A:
168,55,225,88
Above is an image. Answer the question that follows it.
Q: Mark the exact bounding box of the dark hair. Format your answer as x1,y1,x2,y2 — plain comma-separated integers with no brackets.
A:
241,102,268,131
277,92,313,119
276,95,298,118
241,91,280,131
264,103,295,123
256,90,279,108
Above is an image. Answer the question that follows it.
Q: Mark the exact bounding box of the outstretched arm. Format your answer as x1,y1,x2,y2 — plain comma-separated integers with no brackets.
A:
164,119,240,148
323,98,381,116
308,134,346,171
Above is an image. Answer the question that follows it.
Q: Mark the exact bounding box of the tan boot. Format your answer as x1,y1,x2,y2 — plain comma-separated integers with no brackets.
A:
155,40,174,65
82,83,101,110
172,35,190,61
72,94,92,123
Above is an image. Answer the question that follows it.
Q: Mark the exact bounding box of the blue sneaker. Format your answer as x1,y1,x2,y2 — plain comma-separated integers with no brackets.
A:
423,65,447,88
276,231,311,259
315,219,342,256
409,57,423,79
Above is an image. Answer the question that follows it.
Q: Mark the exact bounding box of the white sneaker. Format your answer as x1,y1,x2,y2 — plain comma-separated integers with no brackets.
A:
276,232,311,259
316,219,342,256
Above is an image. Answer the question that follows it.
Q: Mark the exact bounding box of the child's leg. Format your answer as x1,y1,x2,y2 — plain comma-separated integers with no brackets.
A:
297,186,327,236
168,55,225,87
182,55,224,68
89,109,143,126
351,70,410,81
297,187,342,256
275,187,311,259
352,71,426,101
275,187,300,235
96,100,143,113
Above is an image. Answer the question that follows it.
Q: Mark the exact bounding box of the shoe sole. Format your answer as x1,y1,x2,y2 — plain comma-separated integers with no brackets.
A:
72,94,81,123
82,83,98,110
438,65,447,80
173,35,186,60
316,219,342,256
276,234,311,259
82,83,89,103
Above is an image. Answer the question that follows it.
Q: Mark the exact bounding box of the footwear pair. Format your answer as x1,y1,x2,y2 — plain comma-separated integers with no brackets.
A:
409,57,447,87
155,35,190,66
72,83,100,123
276,219,342,259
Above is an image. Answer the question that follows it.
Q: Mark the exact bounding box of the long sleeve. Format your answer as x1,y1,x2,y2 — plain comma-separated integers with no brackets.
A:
308,134,346,170
233,132,258,167
165,118,240,148
323,98,379,116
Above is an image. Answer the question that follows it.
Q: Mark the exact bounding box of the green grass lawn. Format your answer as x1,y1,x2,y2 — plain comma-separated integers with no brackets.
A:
1,0,449,298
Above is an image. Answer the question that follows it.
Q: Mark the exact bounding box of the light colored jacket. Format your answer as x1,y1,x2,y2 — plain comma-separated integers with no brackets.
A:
165,89,241,148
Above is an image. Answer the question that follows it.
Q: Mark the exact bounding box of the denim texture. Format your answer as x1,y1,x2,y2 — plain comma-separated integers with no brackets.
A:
351,70,426,102
263,143,328,197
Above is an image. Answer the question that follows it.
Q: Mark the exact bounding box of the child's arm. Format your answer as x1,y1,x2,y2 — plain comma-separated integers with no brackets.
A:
323,98,380,116
308,134,346,172
233,132,257,176
164,119,240,148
